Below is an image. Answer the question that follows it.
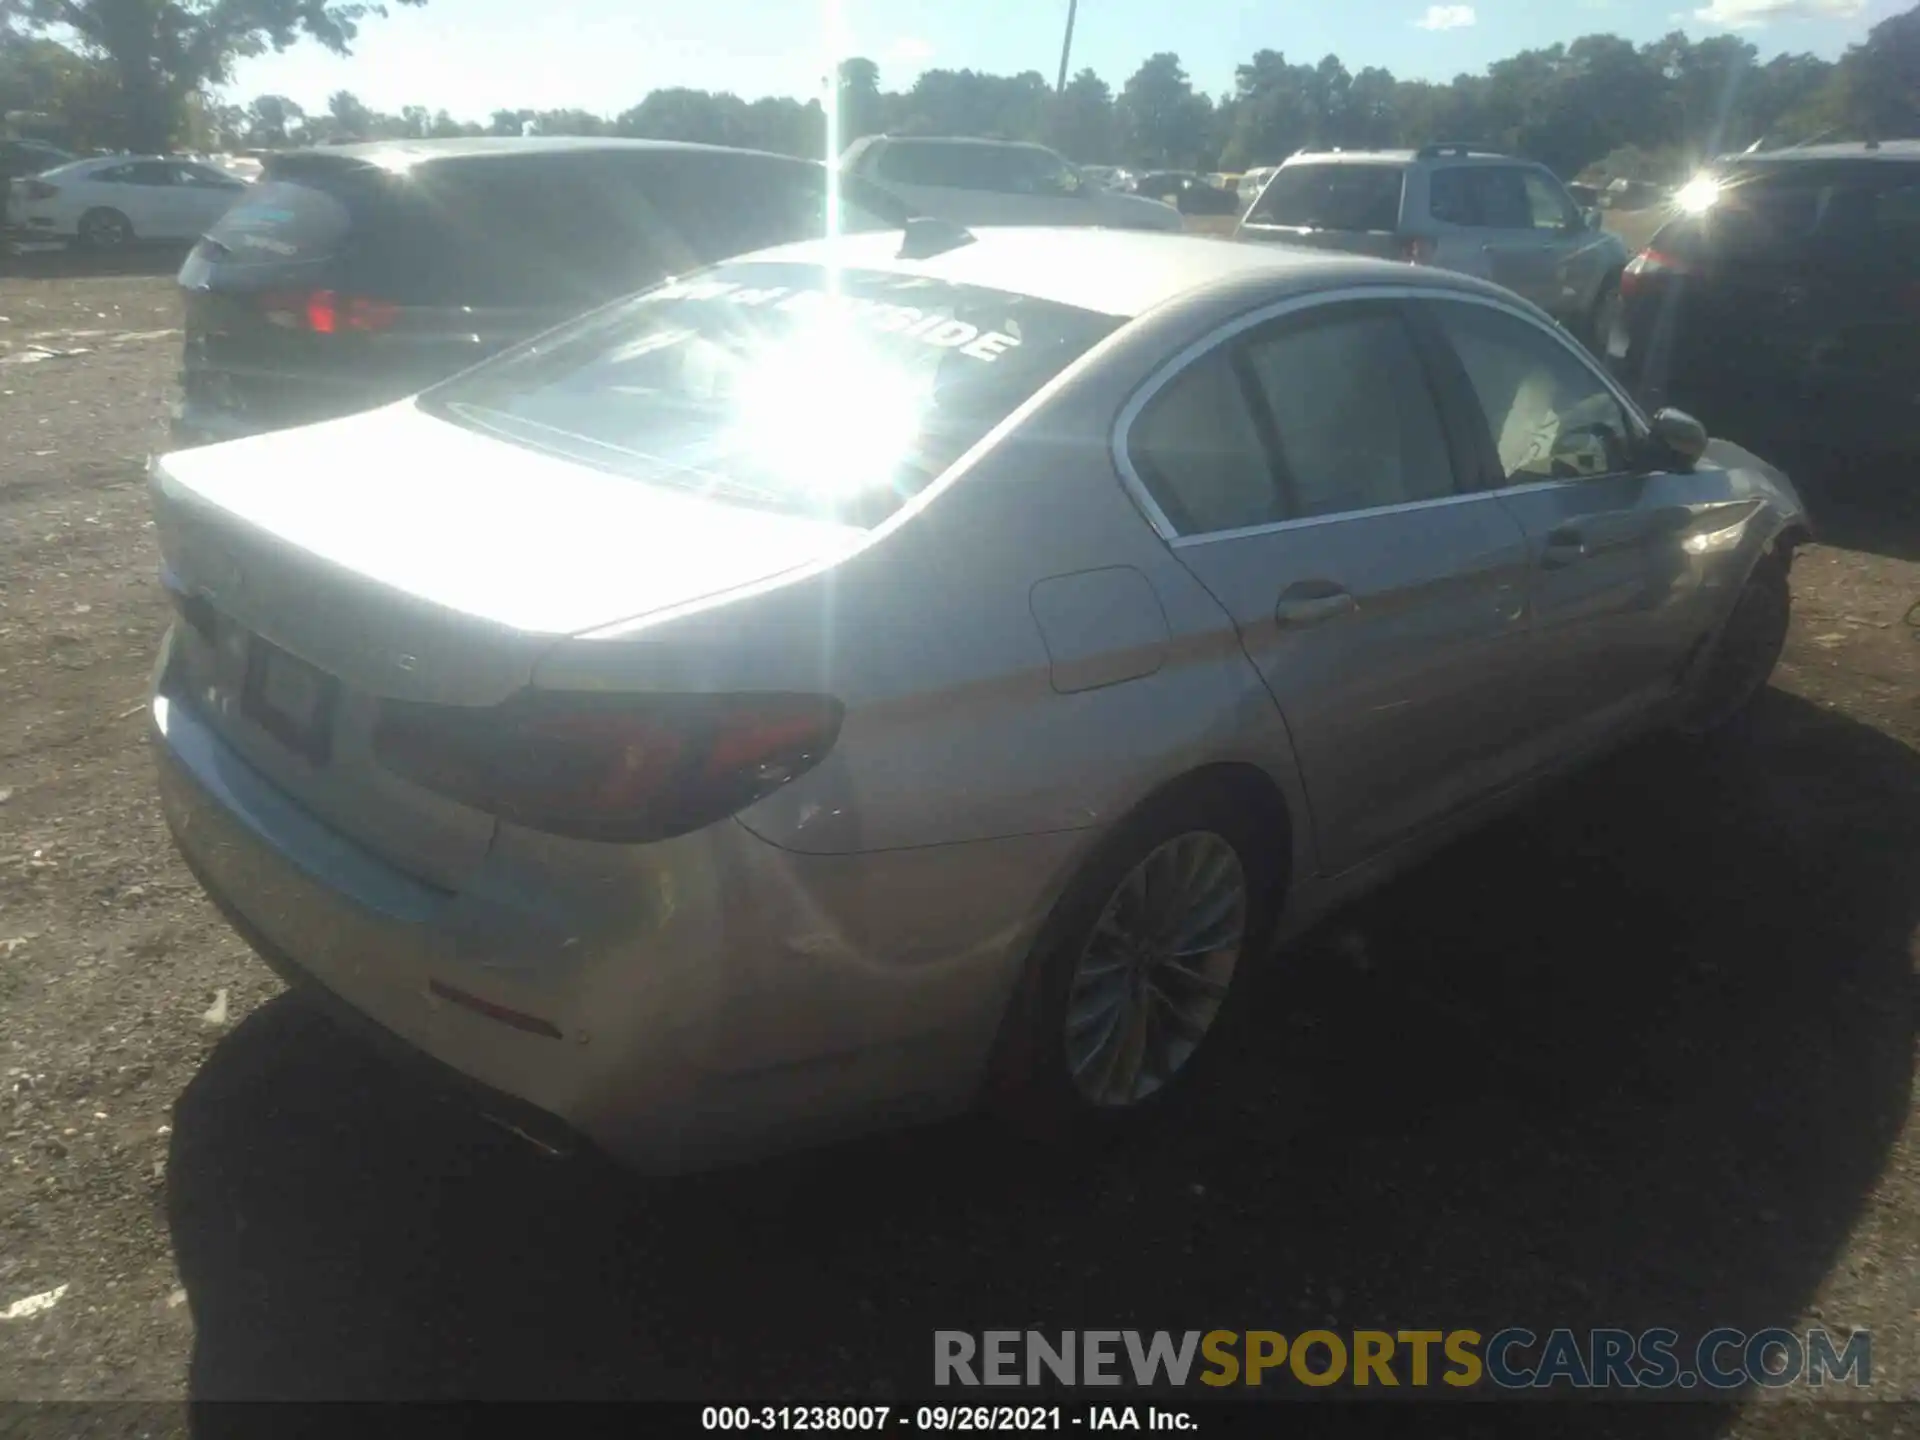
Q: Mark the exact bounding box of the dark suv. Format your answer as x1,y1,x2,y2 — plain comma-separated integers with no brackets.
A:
172,137,911,446
1615,140,1920,465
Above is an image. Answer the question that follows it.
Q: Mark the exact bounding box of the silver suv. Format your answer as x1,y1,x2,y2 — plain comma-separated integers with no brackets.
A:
1236,144,1630,350
843,136,1183,233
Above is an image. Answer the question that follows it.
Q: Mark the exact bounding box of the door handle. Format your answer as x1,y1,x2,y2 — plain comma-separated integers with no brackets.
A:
1275,588,1357,628
1540,528,1588,569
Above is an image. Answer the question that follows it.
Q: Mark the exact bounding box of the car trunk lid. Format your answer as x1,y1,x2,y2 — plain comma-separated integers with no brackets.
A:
150,401,865,886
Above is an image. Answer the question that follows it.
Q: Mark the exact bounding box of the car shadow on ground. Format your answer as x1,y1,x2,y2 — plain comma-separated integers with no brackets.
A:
165,689,1917,1418
1,243,188,280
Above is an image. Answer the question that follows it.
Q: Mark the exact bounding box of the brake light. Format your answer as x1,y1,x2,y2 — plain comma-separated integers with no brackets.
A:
256,289,398,333
19,180,58,201
1619,247,1689,299
1400,236,1437,265
371,691,844,844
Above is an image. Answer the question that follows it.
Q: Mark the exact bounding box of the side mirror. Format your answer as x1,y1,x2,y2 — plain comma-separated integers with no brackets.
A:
1582,206,1604,231
1649,407,1709,466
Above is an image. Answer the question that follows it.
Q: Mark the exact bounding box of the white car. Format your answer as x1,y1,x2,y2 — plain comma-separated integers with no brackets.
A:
842,136,1182,232
6,155,250,249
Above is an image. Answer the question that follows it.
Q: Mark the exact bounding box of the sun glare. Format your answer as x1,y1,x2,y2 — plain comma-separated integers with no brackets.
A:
728,317,928,500
1675,174,1722,215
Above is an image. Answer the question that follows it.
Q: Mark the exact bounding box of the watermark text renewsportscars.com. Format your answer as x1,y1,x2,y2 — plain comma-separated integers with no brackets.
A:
934,1328,1871,1392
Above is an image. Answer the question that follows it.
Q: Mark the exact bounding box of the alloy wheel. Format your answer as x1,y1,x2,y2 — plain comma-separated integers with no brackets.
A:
1064,831,1247,1107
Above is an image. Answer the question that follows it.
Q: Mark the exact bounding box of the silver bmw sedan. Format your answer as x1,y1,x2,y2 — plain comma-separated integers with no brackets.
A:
149,222,1810,1174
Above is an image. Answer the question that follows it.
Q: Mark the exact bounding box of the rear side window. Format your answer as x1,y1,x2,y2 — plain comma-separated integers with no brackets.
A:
1242,309,1455,518
876,142,1008,192
1128,305,1458,532
1428,167,1532,229
1249,164,1404,231
1130,351,1281,535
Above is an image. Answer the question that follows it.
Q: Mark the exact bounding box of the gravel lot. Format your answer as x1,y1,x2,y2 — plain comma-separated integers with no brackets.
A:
1,250,1916,1429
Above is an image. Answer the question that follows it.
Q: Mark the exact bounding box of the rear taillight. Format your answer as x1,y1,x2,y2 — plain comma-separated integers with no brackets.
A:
19,180,58,201
1619,247,1689,299
372,692,844,844
1400,236,1437,265
256,289,399,334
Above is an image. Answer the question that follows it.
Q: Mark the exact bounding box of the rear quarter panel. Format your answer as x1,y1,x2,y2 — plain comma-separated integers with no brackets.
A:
530,316,1316,868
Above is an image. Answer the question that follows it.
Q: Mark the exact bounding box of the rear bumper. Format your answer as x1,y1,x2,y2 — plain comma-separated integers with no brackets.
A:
4,216,68,246
151,627,1082,1173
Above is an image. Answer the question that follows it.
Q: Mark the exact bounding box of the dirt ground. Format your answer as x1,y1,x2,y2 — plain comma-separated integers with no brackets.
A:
1,251,1916,1431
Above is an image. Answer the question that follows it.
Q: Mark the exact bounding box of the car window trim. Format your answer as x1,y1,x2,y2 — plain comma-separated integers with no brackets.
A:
1112,283,1653,545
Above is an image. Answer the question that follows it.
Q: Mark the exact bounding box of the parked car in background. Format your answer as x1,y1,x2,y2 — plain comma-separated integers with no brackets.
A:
1237,144,1628,351
150,222,1806,1175
0,137,73,237
1615,139,1920,470
1237,166,1281,209
208,153,264,182
842,136,1181,232
171,137,915,447
1568,182,1602,210
1132,170,1242,216
6,154,249,250
1079,164,1127,189
1,137,73,186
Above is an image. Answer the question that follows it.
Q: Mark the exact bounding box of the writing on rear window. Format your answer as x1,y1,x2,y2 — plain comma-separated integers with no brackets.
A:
649,277,1023,363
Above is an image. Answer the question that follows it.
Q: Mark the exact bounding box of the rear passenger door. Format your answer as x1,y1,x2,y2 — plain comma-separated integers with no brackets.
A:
1122,296,1536,875
1418,294,1744,746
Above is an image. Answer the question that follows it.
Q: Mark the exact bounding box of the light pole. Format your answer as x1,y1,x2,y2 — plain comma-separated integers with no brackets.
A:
1056,0,1078,93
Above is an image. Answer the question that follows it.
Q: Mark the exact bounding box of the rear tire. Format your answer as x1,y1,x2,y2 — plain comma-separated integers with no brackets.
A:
77,208,133,250
986,778,1284,1142
1677,554,1792,738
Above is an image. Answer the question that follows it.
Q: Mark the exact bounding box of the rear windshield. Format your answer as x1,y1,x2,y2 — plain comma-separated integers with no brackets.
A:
1249,164,1405,231
203,178,354,264
418,261,1123,526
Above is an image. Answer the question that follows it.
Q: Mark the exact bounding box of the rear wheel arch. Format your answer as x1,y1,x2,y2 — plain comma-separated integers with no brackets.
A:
979,760,1295,1106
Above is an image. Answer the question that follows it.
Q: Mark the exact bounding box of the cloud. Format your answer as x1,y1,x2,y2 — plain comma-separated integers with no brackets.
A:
1414,4,1477,28
1691,0,1864,24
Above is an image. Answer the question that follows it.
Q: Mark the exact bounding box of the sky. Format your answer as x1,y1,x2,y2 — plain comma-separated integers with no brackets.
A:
221,0,1905,122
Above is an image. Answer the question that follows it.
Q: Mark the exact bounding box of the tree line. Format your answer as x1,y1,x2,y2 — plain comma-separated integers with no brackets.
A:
3,0,1916,184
